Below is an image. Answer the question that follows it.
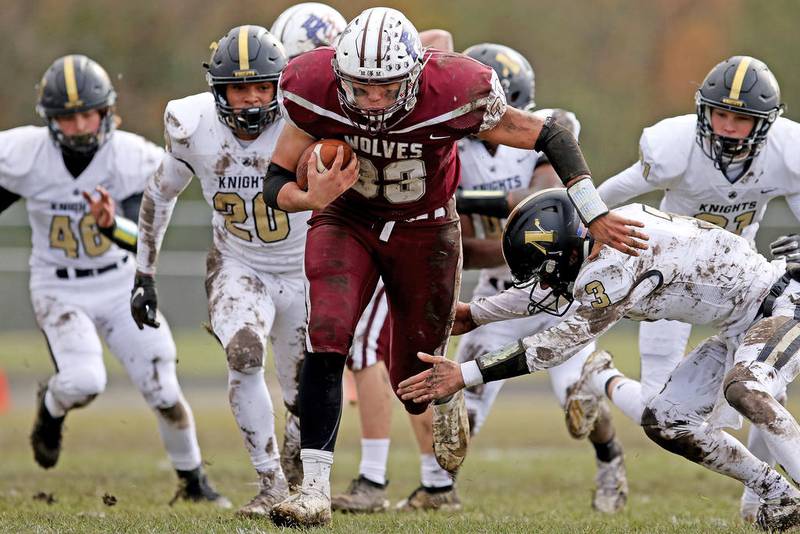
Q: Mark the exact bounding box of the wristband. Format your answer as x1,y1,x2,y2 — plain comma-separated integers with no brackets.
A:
460,361,484,388
567,177,609,224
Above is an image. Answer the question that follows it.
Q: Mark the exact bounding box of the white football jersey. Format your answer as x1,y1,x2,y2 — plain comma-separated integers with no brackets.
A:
471,203,786,372
0,126,162,271
599,115,800,242
160,92,308,274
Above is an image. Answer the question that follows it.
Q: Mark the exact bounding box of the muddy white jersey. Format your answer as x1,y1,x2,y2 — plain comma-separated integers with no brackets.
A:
139,92,308,275
458,137,539,292
0,126,162,272
473,203,786,372
459,109,578,294
599,115,800,243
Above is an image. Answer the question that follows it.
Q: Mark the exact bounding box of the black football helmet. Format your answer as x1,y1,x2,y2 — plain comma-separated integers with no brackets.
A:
205,25,287,136
502,188,591,316
36,54,117,155
463,43,535,109
695,55,784,180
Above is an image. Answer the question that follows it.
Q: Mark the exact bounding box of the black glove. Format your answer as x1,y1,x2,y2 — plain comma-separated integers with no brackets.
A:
131,273,160,330
770,234,800,262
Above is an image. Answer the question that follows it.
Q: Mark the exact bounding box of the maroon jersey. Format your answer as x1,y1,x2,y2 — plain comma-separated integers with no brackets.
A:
278,47,507,220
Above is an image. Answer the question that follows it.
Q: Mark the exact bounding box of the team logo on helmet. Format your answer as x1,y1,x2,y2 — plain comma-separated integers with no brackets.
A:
271,3,347,59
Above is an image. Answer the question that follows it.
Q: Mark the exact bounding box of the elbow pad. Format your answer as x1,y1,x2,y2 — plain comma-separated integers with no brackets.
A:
533,116,591,184
456,190,510,218
263,162,297,209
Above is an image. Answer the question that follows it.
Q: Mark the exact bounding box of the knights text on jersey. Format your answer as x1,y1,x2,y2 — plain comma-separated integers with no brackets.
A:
639,115,800,241
164,93,309,274
278,47,507,220
0,126,162,271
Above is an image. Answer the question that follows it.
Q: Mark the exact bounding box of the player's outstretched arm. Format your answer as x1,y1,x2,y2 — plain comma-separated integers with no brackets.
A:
478,107,648,255
266,124,359,212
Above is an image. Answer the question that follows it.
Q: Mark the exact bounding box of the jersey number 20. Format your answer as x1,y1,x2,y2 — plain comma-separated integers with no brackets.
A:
213,192,290,243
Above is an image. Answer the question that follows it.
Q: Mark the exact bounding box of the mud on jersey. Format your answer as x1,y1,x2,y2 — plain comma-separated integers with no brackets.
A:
0,126,161,271
157,93,308,274
278,47,507,221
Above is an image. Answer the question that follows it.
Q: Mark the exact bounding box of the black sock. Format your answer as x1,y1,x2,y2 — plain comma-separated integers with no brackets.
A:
592,436,622,463
299,352,346,452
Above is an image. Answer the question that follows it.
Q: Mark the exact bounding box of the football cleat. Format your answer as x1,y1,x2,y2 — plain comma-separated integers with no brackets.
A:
270,487,332,528
171,467,232,509
756,496,800,532
592,453,628,513
237,469,290,517
331,475,389,514
281,414,303,489
564,350,614,440
432,390,470,474
395,484,462,512
30,385,65,469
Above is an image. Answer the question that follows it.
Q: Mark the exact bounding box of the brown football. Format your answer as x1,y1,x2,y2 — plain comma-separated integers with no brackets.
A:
295,139,354,190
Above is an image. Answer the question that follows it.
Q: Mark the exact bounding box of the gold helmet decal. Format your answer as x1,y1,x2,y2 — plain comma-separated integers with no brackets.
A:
524,218,555,254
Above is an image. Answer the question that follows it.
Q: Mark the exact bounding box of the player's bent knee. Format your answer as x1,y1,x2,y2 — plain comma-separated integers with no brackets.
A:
724,378,775,425
225,327,265,372
157,400,191,429
64,366,107,398
401,398,428,416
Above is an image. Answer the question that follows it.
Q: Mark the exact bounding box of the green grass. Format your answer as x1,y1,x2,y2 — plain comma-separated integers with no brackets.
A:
0,328,784,533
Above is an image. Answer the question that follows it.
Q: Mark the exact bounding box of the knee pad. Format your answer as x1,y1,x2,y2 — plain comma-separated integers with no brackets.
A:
226,327,265,372
61,366,106,398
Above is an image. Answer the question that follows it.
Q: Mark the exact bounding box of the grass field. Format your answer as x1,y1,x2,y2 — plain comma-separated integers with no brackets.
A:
0,327,790,533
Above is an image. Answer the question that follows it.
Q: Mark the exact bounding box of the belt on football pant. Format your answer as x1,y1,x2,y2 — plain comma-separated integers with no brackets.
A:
55,255,128,280
759,263,800,317
379,198,456,243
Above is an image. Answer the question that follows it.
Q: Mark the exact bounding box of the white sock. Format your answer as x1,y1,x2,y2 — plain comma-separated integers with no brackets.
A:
608,377,645,424
420,453,453,488
228,368,280,474
301,448,334,497
359,438,390,485
589,366,623,398
155,395,203,471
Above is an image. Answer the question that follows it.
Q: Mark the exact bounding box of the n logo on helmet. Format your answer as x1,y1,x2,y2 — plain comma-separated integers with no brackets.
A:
524,219,555,254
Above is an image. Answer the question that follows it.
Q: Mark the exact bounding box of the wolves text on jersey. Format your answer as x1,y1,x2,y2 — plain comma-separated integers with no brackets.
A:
343,135,423,160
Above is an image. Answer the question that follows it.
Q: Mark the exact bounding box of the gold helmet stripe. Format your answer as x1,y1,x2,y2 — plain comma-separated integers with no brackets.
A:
728,56,752,101
63,55,82,108
238,25,250,71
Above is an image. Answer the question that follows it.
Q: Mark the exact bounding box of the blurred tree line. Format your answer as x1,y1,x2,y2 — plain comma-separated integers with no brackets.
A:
1,0,798,196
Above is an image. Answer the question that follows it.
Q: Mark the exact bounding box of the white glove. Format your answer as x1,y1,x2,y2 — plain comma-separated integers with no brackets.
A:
770,234,800,262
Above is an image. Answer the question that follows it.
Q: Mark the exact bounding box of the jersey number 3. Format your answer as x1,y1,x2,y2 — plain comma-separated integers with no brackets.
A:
49,214,111,258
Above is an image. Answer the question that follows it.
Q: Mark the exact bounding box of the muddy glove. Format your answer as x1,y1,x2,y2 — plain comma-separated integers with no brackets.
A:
770,234,800,262
131,273,160,329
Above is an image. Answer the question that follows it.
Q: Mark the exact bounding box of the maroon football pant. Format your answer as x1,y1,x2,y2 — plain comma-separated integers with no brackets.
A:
305,201,461,415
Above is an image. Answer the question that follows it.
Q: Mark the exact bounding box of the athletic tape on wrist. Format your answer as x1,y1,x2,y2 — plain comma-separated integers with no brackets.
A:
567,177,609,224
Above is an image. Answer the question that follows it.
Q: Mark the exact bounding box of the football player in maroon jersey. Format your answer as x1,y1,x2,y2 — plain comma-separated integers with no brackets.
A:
263,7,647,527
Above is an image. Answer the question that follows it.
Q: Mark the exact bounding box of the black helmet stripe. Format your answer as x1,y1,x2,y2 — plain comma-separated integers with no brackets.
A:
63,55,83,109
238,25,250,71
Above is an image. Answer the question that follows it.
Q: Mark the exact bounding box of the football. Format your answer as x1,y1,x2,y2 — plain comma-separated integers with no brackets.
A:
296,139,355,190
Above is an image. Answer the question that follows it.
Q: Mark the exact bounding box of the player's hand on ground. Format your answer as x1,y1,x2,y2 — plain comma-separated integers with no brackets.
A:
82,186,115,228
131,272,160,329
588,211,648,258
770,234,800,262
451,302,477,335
306,146,359,210
397,352,465,403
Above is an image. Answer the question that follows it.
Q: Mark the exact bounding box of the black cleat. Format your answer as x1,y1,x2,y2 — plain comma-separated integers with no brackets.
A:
171,467,232,509
30,385,65,469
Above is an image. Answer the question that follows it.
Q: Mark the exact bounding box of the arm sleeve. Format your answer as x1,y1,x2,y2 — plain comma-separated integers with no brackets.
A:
0,185,20,214
135,153,193,275
470,287,534,325
598,162,658,208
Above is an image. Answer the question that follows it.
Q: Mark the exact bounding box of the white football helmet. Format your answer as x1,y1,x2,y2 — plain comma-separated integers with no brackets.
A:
333,7,424,132
270,2,347,59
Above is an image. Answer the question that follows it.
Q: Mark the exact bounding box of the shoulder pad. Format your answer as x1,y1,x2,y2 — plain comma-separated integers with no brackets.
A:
164,93,214,145
0,126,49,179
532,108,581,139
768,117,800,176
639,115,695,186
